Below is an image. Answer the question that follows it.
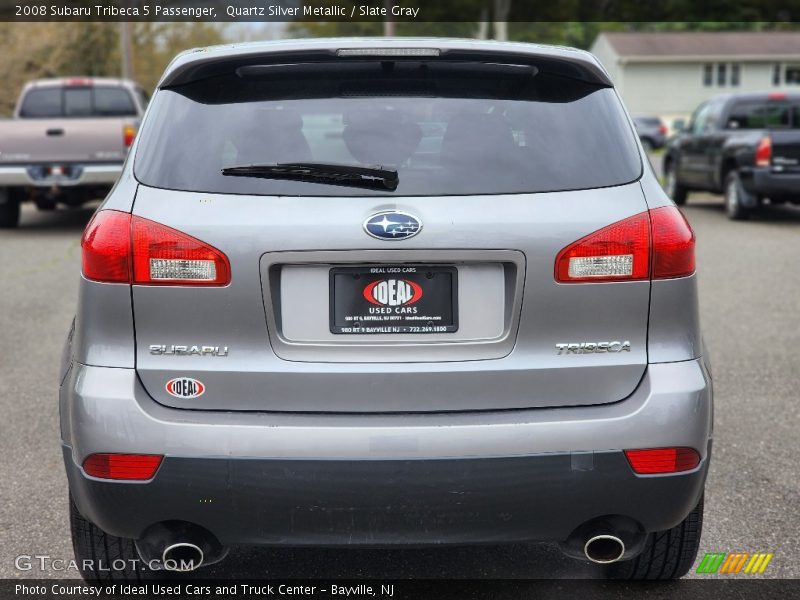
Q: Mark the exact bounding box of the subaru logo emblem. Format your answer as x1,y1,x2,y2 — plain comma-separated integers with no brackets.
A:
363,211,422,241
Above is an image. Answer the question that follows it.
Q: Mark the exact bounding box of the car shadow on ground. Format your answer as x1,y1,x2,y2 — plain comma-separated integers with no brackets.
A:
686,197,800,224
13,202,100,232
195,543,604,580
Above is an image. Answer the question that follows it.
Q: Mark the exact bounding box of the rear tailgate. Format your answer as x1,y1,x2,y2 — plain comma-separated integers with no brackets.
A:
769,130,800,173
127,45,649,413
131,182,651,413
0,118,130,164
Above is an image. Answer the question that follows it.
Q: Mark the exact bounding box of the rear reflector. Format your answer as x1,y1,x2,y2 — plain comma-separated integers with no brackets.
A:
555,206,695,283
81,210,230,285
83,453,163,480
625,448,700,474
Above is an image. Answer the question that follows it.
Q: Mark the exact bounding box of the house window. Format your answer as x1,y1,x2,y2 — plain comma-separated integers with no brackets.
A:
785,65,800,84
703,63,713,86
773,64,782,86
731,64,741,86
717,64,727,86
702,63,743,87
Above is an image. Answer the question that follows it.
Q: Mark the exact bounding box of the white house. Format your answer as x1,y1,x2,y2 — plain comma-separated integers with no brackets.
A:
590,31,800,122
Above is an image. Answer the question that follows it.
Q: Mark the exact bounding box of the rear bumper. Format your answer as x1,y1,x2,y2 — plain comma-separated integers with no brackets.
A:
0,164,122,187
741,167,800,198
64,446,709,547
61,359,713,546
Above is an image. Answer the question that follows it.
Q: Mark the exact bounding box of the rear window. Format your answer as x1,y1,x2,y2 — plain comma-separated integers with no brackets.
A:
134,61,641,196
19,86,137,118
727,99,800,129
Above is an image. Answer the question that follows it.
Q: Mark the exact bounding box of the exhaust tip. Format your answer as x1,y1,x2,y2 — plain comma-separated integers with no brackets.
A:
584,535,625,564
162,542,204,572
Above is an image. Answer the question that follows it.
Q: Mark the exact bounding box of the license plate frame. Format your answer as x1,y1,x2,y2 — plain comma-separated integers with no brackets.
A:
329,265,458,334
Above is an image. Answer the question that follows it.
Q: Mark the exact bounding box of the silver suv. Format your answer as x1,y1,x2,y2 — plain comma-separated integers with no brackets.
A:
61,39,712,581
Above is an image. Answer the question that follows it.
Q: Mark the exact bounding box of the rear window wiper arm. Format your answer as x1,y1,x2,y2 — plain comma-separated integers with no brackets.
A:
221,162,399,192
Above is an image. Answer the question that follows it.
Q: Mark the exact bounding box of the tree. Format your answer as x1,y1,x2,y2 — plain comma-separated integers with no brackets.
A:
130,23,227,91
0,22,228,115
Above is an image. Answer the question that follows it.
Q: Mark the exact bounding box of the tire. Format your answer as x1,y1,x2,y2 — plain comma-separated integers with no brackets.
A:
608,495,704,580
724,171,754,220
0,189,21,228
664,162,688,206
69,494,148,584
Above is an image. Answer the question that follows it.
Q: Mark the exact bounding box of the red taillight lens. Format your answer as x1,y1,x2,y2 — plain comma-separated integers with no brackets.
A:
651,206,696,279
555,207,695,283
81,210,132,283
123,125,136,148
81,210,230,286
555,212,650,282
658,125,668,136
755,136,772,167
83,453,163,480
625,448,700,474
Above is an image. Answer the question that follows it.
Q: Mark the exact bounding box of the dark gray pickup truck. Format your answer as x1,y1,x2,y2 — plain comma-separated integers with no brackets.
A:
663,92,800,219
0,78,147,227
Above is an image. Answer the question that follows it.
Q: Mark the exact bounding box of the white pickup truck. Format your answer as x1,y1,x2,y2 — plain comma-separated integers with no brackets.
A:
0,78,147,227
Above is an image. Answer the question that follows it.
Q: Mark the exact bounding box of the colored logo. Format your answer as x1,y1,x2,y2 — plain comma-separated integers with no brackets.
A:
363,211,422,240
363,279,423,307
165,377,205,399
696,552,774,574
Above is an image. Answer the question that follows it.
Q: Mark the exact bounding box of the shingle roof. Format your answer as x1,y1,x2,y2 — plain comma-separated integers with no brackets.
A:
600,31,800,58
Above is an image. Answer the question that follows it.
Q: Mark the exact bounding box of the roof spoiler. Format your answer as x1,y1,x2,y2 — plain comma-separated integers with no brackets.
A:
159,45,613,89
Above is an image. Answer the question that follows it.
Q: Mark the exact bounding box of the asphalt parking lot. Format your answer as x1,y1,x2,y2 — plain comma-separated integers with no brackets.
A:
1,186,799,583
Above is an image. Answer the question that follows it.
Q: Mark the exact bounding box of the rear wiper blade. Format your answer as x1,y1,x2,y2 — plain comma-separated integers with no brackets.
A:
221,162,399,191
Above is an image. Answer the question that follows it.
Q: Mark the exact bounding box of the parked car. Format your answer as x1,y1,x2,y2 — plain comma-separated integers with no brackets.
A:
61,39,711,582
664,91,800,219
0,77,147,227
632,115,668,150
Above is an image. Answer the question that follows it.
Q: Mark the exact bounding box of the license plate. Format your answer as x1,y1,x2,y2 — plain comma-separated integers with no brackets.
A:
330,265,458,334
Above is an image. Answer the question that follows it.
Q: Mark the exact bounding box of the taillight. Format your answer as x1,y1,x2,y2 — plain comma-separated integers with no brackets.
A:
131,215,230,285
81,210,131,283
624,448,700,474
83,453,163,480
555,207,695,283
651,206,695,279
755,136,772,167
555,213,650,282
123,125,136,147
658,125,668,136
81,210,230,286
